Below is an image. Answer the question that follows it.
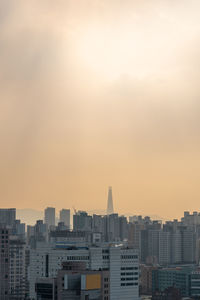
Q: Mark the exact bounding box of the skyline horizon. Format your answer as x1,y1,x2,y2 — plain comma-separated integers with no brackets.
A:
14,205,200,225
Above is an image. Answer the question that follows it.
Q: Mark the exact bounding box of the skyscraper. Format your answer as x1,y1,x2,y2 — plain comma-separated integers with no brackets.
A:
44,207,55,228
107,186,114,215
59,209,70,229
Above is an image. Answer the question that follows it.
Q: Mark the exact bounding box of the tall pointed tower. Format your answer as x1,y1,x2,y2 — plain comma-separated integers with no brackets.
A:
107,186,114,215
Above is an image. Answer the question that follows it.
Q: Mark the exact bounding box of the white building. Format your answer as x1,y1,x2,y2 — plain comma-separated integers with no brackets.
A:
29,243,139,300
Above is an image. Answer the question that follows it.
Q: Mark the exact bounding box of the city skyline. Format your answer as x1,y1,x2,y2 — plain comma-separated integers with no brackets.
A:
1,206,200,298
1,1,200,299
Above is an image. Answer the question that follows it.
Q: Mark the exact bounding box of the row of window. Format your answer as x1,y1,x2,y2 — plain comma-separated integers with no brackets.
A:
121,272,138,276
102,249,109,254
121,282,138,286
121,255,138,259
67,256,89,260
1,230,9,234
121,267,138,270
121,277,138,281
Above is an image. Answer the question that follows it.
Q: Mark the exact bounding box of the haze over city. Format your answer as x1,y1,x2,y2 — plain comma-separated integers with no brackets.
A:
1,0,200,220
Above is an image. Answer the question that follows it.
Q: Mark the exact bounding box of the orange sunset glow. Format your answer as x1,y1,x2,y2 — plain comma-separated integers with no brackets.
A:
1,0,200,220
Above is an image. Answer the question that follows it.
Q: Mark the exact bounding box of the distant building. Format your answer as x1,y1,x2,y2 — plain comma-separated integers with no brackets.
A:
12,219,25,238
27,220,48,248
59,209,70,229
44,207,56,228
0,208,16,226
73,211,92,232
49,229,87,246
140,265,158,295
0,225,10,300
107,186,114,215
9,236,26,299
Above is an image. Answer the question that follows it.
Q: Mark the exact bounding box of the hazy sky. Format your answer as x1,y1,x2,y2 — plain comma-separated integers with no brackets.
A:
1,0,200,219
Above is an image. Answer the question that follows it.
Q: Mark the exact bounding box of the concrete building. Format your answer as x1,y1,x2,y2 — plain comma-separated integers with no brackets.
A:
9,236,26,299
29,243,139,300
103,214,121,242
182,211,200,226
73,211,92,232
128,222,145,249
44,207,56,228
92,214,104,234
119,215,128,241
152,267,191,297
0,208,16,226
190,270,200,298
182,229,196,264
12,220,25,238
49,230,87,246
159,231,171,266
27,220,48,248
171,231,182,264
35,278,57,300
60,209,70,229
140,265,158,295
57,262,109,300
0,226,10,300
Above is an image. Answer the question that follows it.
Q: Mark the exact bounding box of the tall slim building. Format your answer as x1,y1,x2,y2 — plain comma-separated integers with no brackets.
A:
9,236,26,299
44,207,55,228
0,226,10,300
59,209,70,229
107,186,114,215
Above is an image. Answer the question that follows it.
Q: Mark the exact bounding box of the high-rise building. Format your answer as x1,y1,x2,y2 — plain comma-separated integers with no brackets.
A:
107,186,114,215
44,207,55,228
159,231,171,265
9,236,26,299
73,211,92,232
12,220,25,238
0,208,16,226
59,209,70,229
182,228,196,263
103,213,120,242
0,226,10,300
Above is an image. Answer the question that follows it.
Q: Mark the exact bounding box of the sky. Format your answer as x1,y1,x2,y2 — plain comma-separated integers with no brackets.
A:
1,0,200,220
